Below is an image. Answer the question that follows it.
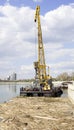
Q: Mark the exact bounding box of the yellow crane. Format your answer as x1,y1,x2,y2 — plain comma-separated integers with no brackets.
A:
20,6,63,97
34,6,52,90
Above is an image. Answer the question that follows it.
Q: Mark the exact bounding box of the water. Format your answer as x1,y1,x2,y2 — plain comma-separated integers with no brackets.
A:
61,89,68,98
0,82,30,103
0,82,68,103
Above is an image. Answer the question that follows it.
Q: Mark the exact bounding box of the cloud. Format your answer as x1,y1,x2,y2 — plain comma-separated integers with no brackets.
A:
19,64,34,79
43,4,74,43
50,61,74,77
69,3,74,8
0,4,74,79
45,47,74,62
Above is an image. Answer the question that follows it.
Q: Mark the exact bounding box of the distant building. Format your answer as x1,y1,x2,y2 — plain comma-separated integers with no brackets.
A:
7,73,17,81
7,76,10,81
10,73,17,80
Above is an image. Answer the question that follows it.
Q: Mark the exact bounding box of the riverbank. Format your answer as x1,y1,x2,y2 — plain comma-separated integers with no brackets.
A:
0,97,74,130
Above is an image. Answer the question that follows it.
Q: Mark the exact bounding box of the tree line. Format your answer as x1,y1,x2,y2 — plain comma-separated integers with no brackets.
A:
53,72,74,81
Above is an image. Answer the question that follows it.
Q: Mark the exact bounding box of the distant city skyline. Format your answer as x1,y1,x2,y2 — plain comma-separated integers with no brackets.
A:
7,73,17,81
0,0,74,79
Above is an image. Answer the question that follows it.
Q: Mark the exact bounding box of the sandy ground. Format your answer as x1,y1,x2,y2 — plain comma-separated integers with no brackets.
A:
0,97,74,130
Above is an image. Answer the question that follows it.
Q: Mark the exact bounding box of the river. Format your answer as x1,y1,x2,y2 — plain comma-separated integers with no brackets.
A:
0,82,31,103
0,82,68,103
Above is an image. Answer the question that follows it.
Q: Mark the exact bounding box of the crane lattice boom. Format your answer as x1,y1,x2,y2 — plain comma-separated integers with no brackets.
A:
34,6,47,80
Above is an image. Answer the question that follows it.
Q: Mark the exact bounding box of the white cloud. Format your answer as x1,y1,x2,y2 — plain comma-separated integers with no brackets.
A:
50,61,74,77
69,3,74,8
45,47,74,62
20,64,34,79
0,4,74,79
43,4,74,43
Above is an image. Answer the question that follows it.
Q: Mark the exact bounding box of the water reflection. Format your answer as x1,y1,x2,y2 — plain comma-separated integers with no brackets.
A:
61,88,68,97
9,84,17,93
0,84,21,103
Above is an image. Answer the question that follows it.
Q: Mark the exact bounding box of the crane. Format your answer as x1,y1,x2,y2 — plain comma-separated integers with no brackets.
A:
34,6,52,90
20,6,63,97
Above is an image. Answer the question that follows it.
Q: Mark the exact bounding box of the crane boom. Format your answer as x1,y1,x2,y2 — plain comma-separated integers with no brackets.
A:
34,6,46,80
34,6,52,90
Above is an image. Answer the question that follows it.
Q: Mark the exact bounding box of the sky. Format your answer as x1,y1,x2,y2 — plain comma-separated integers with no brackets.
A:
0,0,74,79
